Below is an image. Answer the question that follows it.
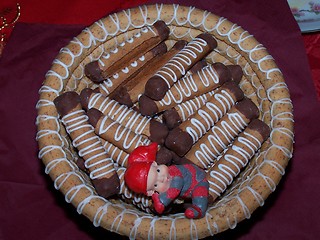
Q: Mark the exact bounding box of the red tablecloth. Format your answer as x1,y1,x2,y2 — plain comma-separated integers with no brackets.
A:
303,32,320,100
1,0,320,239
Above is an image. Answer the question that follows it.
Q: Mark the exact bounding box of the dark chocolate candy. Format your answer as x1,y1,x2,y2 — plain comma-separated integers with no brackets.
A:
196,33,218,50
155,146,173,165
165,127,194,157
235,98,259,120
189,59,208,74
138,94,159,116
92,173,120,199
54,91,81,117
87,108,104,128
80,88,94,110
162,108,182,130
227,65,243,84
222,81,244,101
212,62,231,84
153,20,170,41
110,86,133,107
151,42,167,56
173,40,188,50
144,75,169,101
149,120,169,145
247,119,270,141
84,61,105,83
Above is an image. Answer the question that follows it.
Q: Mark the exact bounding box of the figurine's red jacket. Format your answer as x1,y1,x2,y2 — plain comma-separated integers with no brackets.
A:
152,164,208,218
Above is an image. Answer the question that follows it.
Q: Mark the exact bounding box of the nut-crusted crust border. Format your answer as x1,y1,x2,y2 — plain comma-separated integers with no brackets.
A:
36,4,294,239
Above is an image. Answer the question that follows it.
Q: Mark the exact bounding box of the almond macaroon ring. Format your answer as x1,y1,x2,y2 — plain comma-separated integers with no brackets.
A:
36,4,294,239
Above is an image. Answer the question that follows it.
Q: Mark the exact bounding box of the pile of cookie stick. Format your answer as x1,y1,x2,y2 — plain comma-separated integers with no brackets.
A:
53,20,270,214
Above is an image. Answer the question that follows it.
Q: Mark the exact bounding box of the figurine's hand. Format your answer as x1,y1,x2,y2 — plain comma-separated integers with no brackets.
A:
152,193,165,214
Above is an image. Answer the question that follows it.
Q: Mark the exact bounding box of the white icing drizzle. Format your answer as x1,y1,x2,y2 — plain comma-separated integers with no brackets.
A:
88,92,151,135
176,90,215,121
159,64,220,107
98,114,150,151
102,140,128,167
101,25,155,63
61,110,115,179
193,112,248,169
155,36,209,88
100,52,148,95
186,89,236,143
208,131,261,197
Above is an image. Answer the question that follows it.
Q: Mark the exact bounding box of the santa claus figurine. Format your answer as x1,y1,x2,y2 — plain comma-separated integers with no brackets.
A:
124,142,209,219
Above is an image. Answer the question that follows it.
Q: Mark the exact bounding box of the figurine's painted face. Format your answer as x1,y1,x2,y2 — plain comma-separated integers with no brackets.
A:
146,162,171,196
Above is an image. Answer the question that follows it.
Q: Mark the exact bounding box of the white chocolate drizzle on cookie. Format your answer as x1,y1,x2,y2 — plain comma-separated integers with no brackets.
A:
208,131,262,197
99,52,149,95
155,36,209,88
186,89,236,143
98,114,150,151
159,64,219,107
62,109,115,179
87,92,152,135
193,112,248,169
175,90,215,121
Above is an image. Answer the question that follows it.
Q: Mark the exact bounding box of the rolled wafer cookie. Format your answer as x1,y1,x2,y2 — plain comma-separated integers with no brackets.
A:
206,119,270,200
84,20,170,83
183,98,259,168
87,108,172,166
87,108,151,154
98,42,167,96
53,91,120,199
162,90,216,129
187,59,208,75
139,62,231,116
165,81,244,156
100,138,129,167
87,108,173,165
161,62,241,129
111,40,188,107
80,88,168,145
144,33,218,100
151,60,209,129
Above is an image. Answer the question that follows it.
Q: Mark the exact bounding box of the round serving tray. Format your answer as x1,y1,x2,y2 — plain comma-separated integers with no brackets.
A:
36,4,294,239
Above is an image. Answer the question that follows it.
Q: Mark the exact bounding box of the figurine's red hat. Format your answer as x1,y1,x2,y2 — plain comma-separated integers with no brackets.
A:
124,143,158,194
124,162,152,194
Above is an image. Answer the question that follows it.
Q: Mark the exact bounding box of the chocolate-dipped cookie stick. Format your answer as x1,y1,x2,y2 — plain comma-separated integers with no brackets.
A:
165,81,244,156
88,109,173,165
162,90,216,130
54,91,119,199
85,20,170,83
80,88,168,145
206,119,270,200
144,33,217,100
112,40,188,107
139,62,231,116
98,42,167,96
183,98,259,168
87,108,150,154
100,138,129,167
